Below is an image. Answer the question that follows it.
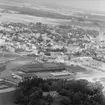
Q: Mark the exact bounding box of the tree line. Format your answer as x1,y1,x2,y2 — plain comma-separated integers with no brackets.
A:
15,77,105,105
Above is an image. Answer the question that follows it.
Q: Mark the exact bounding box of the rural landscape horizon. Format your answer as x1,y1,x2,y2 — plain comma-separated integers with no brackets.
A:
1,0,105,12
0,0,105,105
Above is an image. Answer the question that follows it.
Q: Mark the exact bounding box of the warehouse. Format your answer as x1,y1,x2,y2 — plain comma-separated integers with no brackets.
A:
17,63,66,73
18,73,37,80
50,71,71,77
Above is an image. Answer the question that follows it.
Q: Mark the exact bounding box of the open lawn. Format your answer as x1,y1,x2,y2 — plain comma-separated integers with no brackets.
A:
6,57,33,70
0,56,36,78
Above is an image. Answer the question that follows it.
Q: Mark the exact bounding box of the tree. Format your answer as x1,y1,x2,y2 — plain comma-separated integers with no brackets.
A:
86,81,104,95
29,88,43,99
72,91,85,104
15,77,105,105
46,94,53,105
90,92,104,104
42,83,49,92
59,89,69,96
50,81,59,91
60,96,71,105
15,90,24,104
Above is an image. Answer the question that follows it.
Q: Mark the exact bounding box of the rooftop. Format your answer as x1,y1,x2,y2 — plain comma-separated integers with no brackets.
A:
17,63,66,73
18,73,37,78
50,71,71,76
66,65,87,73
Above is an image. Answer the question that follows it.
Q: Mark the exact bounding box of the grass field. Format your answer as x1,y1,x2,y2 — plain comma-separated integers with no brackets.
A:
6,57,33,70
0,55,35,78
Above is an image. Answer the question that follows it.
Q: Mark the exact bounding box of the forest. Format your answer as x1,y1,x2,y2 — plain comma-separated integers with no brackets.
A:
15,77,105,105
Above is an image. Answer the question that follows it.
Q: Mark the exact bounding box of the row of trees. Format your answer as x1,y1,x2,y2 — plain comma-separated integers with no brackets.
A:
15,77,105,105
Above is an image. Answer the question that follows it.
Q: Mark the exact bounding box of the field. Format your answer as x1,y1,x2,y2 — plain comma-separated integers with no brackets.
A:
71,57,105,91
0,4,73,20
6,57,34,70
0,13,59,25
0,55,34,78
0,4,105,28
0,12,97,28
0,52,20,63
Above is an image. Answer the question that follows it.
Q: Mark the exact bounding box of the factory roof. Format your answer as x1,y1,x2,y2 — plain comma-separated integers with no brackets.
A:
17,63,66,73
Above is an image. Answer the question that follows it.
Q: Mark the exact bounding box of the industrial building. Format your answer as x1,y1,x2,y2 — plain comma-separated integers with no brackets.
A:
50,71,71,77
16,63,66,73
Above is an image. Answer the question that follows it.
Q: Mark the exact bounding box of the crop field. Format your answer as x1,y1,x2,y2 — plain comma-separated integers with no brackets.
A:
0,4,105,28
0,13,59,25
0,4,73,20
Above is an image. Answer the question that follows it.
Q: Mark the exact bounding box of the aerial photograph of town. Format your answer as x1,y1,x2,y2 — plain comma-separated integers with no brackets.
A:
1,0,105,105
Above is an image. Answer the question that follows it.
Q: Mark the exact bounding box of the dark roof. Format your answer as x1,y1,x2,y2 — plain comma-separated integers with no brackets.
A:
18,63,65,73
66,65,87,73
18,73,37,78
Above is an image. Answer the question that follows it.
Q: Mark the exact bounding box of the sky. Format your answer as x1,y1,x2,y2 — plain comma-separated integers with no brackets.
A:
1,0,105,12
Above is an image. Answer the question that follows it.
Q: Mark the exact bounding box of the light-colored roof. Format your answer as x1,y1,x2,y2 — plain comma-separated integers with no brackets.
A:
51,71,71,76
